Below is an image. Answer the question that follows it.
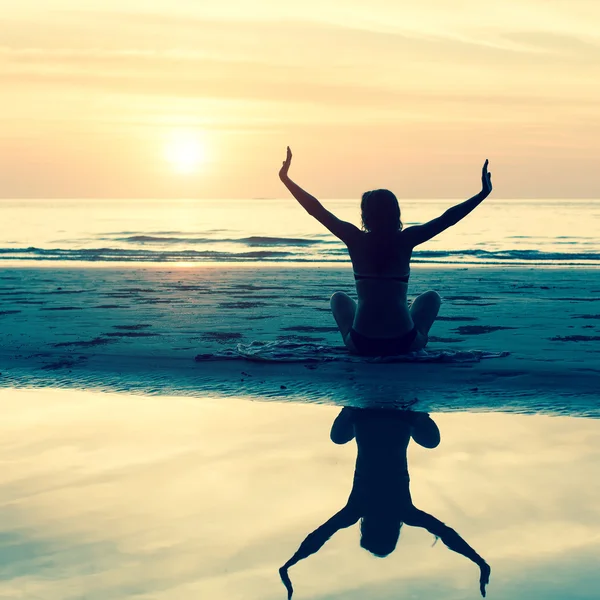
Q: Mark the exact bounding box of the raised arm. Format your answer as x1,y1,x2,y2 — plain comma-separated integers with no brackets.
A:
404,508,491,597
403,160,493,248
279,505,360,599
279,147,361,245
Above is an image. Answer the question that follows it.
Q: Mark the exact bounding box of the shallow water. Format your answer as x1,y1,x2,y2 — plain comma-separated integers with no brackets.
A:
0,388,598,599
1,198,599,265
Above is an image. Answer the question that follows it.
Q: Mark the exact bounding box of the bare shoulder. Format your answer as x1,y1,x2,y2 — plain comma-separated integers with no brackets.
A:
399,225,423,246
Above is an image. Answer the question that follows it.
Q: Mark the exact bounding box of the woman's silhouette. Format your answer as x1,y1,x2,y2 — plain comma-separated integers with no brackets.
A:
279,408,491,598
279,148,493,355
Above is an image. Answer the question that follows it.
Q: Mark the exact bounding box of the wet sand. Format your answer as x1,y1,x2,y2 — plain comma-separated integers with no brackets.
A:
0,265,599,415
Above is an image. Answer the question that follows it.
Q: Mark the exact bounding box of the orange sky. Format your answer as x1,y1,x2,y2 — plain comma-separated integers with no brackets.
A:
1,1,600,198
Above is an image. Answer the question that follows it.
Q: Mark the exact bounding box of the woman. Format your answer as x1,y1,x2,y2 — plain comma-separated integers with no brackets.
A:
279,408,491,598
279,148,493,355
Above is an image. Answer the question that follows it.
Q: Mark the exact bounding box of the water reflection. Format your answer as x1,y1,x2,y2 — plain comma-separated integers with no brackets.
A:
0,389,599,600
280,408,490,598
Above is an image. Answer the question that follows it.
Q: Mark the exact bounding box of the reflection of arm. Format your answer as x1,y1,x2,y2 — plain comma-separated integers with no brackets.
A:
405,508,486,566
330,407,357,444
280,505,360,599
405,508,490,597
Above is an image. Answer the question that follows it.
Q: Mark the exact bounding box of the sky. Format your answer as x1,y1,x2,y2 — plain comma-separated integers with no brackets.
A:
1,1,600,199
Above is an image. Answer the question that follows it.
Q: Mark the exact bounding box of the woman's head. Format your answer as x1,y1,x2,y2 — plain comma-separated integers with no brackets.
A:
360,189,402,234
359,513,403,557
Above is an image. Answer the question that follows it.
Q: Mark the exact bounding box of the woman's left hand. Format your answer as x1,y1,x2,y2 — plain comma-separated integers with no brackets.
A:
279,146,292,181
481,159,492,197
479,562,491,597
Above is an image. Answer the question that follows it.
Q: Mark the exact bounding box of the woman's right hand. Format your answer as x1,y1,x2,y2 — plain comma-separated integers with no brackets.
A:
279,566,294,599
279,146,292,181
481,159,492,197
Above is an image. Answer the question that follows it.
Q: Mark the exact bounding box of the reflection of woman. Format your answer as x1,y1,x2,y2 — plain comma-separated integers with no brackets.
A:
279,408,491,598
279,148,493,356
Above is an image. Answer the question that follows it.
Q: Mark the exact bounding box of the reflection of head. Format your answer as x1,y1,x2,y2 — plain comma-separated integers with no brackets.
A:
360,512,403,557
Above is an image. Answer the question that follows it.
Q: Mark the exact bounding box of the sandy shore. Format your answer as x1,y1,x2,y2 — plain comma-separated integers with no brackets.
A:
0,265,598,415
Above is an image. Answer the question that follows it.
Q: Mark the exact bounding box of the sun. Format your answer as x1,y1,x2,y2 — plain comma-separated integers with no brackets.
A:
164,131,206,173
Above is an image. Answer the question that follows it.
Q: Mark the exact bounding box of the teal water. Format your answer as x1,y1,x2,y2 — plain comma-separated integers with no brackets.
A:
1,198,599,264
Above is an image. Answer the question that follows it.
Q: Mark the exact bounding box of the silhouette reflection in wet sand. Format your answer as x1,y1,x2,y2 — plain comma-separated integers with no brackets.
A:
279,408,491,598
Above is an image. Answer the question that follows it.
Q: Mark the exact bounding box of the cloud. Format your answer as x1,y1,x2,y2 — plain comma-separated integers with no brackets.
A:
502,30,600,60
2,45,598,115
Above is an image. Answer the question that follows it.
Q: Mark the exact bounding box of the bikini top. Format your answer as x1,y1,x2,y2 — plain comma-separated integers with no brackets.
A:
353,272,410,284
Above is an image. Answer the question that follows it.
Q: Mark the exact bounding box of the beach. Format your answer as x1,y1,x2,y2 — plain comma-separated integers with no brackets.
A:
1,264,598,415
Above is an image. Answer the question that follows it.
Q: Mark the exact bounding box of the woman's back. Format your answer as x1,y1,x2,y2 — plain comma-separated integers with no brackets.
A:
348,231,414,336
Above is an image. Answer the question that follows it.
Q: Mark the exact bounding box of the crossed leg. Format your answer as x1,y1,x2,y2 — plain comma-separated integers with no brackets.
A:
330,291,357,351
409,290,441,350
330,289,441,353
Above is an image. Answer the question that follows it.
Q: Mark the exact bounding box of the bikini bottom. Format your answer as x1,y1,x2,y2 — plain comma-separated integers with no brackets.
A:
349,327,418,357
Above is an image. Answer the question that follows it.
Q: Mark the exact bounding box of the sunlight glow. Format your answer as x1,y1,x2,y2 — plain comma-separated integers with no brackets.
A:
164,131,207,174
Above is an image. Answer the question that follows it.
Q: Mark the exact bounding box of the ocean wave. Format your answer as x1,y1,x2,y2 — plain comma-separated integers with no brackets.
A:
1,246,599,264
240,236,336,246
0,247,295,261
414,249,600,261
112,235,335,247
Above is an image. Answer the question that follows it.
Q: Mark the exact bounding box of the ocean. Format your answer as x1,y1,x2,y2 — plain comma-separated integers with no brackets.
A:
1,198,599,266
